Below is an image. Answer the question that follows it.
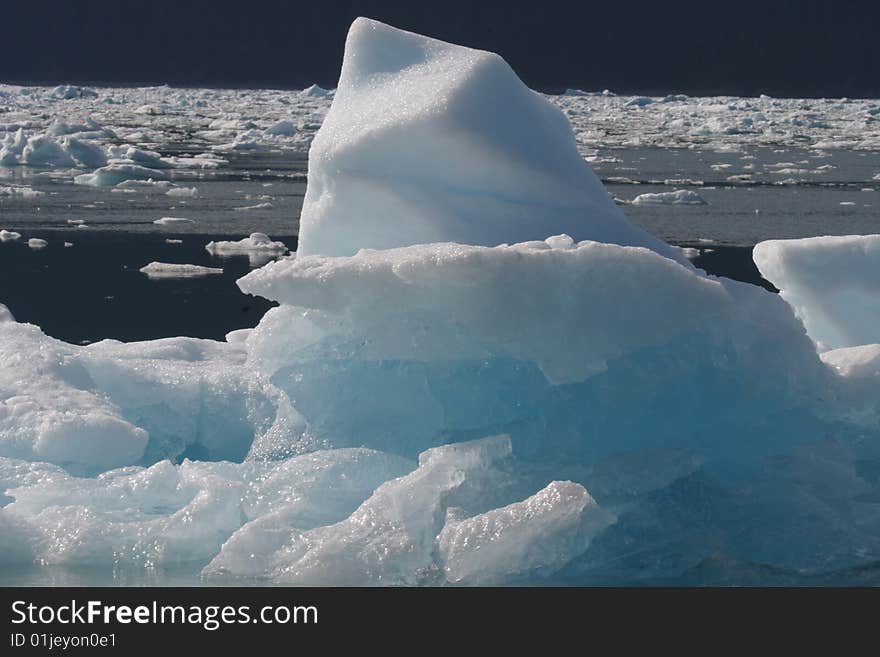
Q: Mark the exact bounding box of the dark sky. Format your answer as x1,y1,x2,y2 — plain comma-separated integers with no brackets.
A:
3,0,878,97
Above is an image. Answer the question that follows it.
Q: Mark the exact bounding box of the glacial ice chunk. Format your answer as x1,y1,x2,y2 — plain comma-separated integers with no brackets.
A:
6,19,880,585
62,137,107,168
0,186,43,199
264,120,297,136
205,233,288,267
139,262,223,279
166,186,199,198
438,481,613,585
21,135,75,167
153,217,194,226
206,233,287,254
239,234,830,463
300,84,333,98
624,97,654,107
297,18,681,262
754,235,880,349
632,189,707,205
51,85,97,99
203,448,415,578
266,435,515,585
240,237,727,386
4,460,245,568
75,164,169,187
0,323,149,474
0,321,283,474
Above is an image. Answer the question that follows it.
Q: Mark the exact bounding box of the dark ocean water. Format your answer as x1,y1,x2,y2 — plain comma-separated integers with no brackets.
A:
0,230,765,345
3,144,871,345
0,230,294,344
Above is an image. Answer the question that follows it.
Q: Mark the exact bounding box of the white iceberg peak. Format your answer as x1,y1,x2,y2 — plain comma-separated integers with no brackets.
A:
298,17,681,262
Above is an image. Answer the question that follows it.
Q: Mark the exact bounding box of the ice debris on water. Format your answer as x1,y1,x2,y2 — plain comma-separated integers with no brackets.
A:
631,189,708,205
3,19,880,585
205,233,288,267
153,217,194,226
139,262,224,279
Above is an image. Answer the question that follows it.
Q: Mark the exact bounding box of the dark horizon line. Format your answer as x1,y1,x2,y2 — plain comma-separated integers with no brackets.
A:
4,78,879,102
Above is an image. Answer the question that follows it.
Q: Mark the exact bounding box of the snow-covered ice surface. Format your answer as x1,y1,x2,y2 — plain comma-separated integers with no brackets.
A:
3,18,880,586
296,19,675,261
754,235,880,349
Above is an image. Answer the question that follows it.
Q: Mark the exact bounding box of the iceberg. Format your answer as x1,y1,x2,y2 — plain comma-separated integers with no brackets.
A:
21,135,76,167
4,18,880,586
62,137,107,168
237,230,832,469
300,84,334,98
438,479,613,585
0,324,284,475
623,96,654,108
240,436,519,585
296,18,681,262
264,120,297,136
50,85,98,100
754,235,880,349
106,145,172,170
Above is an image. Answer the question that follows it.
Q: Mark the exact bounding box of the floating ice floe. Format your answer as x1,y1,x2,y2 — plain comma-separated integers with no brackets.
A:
139,262,224,279
0,185,44,199
206,233,288,266
1,130,107,169
50,85,98,100
75,164,169,187
61,137,107,168
233,202,273,211
105,145,169,169
166,186,199,198
2,65,880,193
21,135,76,167
754,235,880,350
161,155,225,169
264,120,297,136
678,247,702,260
623,96,654,108
116,179,173,190
631,189,708,205
0,230,22,241
4,18,880,585
153,217,194,226
26,238,47,249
